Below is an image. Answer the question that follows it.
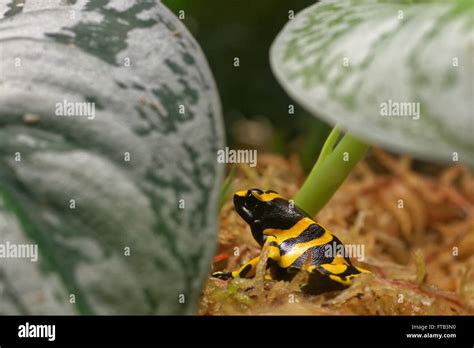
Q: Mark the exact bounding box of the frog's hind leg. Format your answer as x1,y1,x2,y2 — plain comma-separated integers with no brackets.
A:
303,255,369,294
301,267,348,294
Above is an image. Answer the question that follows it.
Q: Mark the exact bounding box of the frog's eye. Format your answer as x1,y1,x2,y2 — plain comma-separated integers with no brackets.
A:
248,188,264,195
247,188,264,202
250,191,263,201
247,191,262,206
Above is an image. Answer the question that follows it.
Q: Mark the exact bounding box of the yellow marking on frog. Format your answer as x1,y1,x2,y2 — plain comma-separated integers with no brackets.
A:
319,255,349,275
356,266,370,273
231,255,260,278
320,263,348,275
278,232,334,268
252,191,282,202
329,274,352,286
235,190,247,197
263,217,315,240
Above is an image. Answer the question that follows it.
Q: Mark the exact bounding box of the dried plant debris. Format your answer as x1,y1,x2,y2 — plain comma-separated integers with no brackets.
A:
200,149,474,315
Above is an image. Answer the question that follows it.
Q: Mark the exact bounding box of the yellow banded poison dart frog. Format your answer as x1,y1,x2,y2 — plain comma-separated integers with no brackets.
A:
212,188,370,294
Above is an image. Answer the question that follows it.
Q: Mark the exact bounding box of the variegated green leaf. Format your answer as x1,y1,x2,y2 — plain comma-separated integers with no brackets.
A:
0,0,224,314
271,0,474,166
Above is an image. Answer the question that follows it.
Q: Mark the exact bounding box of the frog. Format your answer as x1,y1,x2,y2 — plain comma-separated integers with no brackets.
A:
211,188,370,294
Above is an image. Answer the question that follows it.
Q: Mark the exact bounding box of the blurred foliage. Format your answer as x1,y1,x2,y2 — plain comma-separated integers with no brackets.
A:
271,0,474,169
163,0,330,169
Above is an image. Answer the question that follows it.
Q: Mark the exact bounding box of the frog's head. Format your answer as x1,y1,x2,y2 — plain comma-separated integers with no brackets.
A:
233,188,307,245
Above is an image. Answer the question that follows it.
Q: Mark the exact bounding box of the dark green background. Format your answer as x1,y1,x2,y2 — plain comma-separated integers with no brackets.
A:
163,0,329,171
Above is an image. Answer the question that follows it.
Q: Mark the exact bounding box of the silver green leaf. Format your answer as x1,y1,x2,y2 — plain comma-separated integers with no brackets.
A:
0,0,224,314
271,0,474,166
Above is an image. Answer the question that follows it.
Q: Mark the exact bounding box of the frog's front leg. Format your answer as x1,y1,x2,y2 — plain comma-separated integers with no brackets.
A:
211,236,281,280
212,255,261,280
264,235,281,262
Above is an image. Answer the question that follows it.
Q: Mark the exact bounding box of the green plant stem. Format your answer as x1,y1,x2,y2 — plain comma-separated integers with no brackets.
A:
294,131,369,217
299,121,331,173
311,126,341,174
